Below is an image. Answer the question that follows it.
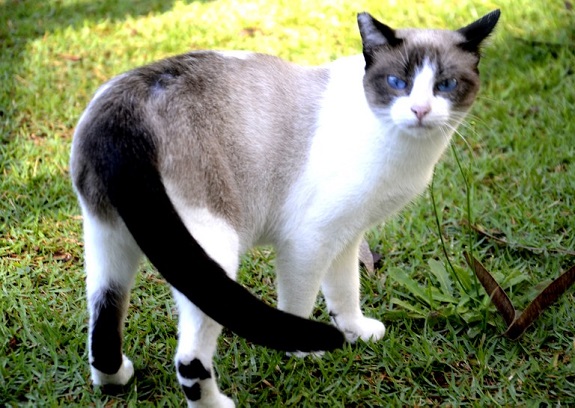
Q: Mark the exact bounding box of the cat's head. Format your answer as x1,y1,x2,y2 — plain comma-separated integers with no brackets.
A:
358,10,500,136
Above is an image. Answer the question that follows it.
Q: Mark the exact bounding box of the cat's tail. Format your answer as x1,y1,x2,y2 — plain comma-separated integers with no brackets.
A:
71,94,345,353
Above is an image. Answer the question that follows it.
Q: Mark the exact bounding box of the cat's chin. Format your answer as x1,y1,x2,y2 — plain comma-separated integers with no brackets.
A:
397,123,447,139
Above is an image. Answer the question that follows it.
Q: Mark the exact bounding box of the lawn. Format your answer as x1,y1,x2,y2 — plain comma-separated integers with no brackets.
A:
1,0,574,406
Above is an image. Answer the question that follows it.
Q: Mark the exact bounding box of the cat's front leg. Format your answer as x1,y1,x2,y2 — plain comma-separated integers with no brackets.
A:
275,247,330,357
275,243,329,320
321,236,385,343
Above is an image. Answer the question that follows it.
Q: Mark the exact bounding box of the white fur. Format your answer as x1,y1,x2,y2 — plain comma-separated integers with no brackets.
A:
91,355,134,386
282,55,450,247
272,55,454,342
83,204,142,292
82,202,142,386
173,290,236,408
166,187,240,408
165,186,240,277
216,50,254,60
390,60,452,129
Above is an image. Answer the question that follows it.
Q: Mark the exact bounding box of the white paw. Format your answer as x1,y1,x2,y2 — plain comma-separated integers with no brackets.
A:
91,355,134,386
188,393,235,408
334,315,386,343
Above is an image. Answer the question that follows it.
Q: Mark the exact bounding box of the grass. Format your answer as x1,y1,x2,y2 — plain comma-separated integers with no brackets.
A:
1,0,574,406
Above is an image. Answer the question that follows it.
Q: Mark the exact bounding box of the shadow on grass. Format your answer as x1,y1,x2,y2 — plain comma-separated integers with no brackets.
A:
0,0,214,228
0,0,213,117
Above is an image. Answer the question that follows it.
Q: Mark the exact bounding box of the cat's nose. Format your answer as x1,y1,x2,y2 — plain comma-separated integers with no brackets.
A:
411,105,431,121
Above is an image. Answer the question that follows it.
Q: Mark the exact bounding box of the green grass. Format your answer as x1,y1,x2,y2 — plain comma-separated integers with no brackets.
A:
1,0,574,406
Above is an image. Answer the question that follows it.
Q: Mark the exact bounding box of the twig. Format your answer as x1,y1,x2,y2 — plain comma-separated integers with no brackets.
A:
463,221,575,256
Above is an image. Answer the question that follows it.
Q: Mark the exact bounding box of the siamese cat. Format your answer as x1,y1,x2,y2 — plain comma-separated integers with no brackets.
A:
70,10,500,407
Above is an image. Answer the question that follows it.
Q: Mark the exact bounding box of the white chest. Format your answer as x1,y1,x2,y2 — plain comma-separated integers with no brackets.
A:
280,55,452,237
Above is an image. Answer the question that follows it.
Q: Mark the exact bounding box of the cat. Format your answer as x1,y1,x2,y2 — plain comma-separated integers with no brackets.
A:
70,9,500,407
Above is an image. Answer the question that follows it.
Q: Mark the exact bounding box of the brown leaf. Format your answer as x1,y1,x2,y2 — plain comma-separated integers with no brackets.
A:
464,252,575,340
505,263,575,339
464,252,517,327
359,239,375,275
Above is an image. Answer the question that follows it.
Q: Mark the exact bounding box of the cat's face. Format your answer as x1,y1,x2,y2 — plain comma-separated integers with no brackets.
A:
358,11,500,136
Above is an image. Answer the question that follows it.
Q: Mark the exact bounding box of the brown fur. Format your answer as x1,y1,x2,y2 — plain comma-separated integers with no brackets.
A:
71,52,329,232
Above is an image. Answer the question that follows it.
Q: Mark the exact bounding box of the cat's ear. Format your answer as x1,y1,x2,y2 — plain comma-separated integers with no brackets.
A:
457,9,501,55
357,12,402,68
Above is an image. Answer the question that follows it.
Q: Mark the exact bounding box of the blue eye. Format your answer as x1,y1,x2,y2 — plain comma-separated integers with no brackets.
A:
387,75,407,90
437,78,458,92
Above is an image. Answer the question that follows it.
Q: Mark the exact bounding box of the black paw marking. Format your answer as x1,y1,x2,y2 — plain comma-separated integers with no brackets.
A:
178,358,211,380
91,288,125,375
182,383,201,401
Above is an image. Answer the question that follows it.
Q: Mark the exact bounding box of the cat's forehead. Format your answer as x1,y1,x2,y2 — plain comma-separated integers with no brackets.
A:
371,28,478,73
395,28,466,48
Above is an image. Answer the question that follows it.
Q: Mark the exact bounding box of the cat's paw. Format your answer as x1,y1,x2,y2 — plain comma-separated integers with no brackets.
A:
91,355,134,386
333,315,386,343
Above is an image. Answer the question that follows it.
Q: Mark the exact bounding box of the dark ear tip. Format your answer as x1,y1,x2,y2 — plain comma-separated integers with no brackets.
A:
481,9,501,30
357,12,372,24
487,9,502,24
457,8,502,53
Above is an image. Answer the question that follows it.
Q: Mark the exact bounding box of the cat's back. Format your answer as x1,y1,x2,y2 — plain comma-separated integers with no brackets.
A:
112,51,328,122
73,49,331,177
78,50,329,130
72,50,331,239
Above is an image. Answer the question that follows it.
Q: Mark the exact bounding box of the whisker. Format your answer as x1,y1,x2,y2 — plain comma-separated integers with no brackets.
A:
442,122,474,152
452,111,488,128
475,95,505,105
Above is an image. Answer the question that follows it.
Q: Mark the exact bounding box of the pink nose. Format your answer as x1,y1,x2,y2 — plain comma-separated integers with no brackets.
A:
411,105,431,121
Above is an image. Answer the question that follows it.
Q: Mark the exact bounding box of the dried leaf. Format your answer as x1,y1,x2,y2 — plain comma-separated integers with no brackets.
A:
464,252,575,340
505,263,575,340
359,239,375,275
466,222,575,256
464,252,517,327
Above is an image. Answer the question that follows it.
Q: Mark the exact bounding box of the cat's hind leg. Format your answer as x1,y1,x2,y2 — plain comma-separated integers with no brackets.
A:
83,211,142,386
173,291,235,408
321,236,385,343
169,205,238,408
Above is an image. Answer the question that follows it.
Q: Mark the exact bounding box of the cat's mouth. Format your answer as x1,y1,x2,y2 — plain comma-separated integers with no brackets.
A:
398,120,449,138
393,116,446,131
401,119,443,132
407,122,435,129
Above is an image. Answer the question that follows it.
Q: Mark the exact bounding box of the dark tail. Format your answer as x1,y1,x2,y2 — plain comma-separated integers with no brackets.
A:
76,100,345,352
